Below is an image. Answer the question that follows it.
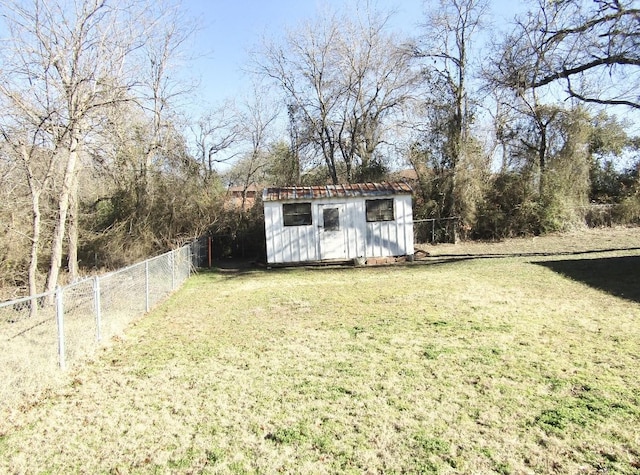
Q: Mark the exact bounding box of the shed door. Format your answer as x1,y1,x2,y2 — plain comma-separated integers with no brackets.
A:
318,203,346,260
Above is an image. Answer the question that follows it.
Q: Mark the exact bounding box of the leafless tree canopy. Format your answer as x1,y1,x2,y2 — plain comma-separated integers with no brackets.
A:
0,0,204,296
254,5,420,184
493,0,640,109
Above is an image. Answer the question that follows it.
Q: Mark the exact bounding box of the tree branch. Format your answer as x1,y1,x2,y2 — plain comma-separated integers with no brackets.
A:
529,55,640,89
566,79,640,109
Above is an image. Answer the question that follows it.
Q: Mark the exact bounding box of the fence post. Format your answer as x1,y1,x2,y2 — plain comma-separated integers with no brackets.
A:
171,250,176,291
94,276,102,342
187,245,192,278
55,286,66,370
431,219,435,243
208,236,212,268
145,260,150,313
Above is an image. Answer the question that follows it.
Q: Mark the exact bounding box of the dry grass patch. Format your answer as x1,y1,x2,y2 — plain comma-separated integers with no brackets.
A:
1,228,639,474
418,225,640,258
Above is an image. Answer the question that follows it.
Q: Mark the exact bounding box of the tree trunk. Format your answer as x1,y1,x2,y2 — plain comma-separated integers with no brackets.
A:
45,132,80,297
22,143,42,317
538,124,547,196
67,171,79,282
28,191,41,317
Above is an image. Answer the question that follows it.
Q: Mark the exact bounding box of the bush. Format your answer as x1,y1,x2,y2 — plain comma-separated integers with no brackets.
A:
473,173,540,239
209,196,266,261
612,195,640,224
584,205,613,227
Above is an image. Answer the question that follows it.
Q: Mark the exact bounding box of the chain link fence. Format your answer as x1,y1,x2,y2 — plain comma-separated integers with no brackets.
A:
191,235,211,268
414,217,461,244
1,244,193,415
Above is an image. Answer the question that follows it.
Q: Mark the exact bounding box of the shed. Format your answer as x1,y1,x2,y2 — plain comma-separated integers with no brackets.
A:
263,182,414,265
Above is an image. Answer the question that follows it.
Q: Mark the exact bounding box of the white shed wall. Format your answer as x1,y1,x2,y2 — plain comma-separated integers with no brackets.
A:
264,202,318,264
365,194,414,258
264,194,413,264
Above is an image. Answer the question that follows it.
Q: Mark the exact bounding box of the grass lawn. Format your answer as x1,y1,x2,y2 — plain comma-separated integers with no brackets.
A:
1,229,639,474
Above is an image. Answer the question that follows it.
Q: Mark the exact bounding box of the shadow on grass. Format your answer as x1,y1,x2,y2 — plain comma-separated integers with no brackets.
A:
422,247,640,260
194,259,356,279
535,255,640,304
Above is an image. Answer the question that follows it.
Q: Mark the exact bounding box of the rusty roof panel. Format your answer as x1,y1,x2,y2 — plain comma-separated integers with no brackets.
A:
262,181,412,202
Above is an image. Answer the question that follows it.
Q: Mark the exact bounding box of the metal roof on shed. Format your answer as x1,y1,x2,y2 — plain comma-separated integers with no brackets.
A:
262,182,412,202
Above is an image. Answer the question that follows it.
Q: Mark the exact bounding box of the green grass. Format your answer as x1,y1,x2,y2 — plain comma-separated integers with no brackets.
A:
1,246,640,474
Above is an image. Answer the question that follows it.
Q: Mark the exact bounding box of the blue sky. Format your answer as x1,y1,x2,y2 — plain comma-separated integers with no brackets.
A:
182,0,525,113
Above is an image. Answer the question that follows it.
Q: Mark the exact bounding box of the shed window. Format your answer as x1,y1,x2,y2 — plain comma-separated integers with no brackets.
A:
283,202,312,226
323,207,340,231
366,199,394,222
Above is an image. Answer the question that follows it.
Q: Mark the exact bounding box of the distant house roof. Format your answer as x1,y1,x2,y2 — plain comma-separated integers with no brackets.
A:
263,182,412,202
225,183,262,210
390,169,418,182
227,183,261,194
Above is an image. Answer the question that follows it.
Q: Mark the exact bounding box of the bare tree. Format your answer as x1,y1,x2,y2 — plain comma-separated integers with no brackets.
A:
485,4,580,197
411,0,490,236
496,0,640,109
226,86,279,209
135,1,198,220
0,0,196,293
191,103,241,178
257,13,341,183
0,109,57,310
254,3,418,184
0,0,149,293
